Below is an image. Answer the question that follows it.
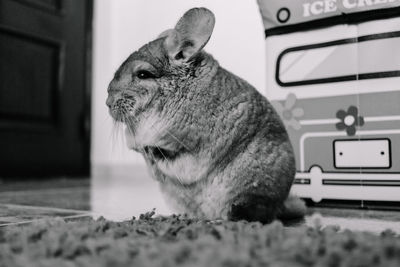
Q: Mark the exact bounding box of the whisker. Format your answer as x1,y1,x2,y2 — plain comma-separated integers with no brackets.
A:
110,106,132,152
147,121,191,153
154,147,187,188
125,116,138,136
144,121,192,188
155,146,168,162
162,128,191,151
110,120,124,152
102,114,111,124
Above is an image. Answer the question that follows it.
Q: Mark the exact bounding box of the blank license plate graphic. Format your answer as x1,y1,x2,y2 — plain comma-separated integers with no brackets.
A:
334,139,391,168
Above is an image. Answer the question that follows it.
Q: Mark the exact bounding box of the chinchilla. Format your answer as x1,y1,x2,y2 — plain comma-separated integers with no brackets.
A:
106,8,306,223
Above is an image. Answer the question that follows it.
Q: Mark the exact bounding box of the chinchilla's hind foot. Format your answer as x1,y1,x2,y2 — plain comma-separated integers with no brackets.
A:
227,193,279,224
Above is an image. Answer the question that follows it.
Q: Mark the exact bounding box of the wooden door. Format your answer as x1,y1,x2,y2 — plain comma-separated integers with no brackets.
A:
0,0,92,177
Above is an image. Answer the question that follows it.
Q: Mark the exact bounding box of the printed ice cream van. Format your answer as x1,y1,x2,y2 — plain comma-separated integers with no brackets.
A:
257,0,400,206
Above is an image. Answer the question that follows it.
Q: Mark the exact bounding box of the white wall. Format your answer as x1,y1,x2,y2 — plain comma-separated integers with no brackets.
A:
91,0,266,167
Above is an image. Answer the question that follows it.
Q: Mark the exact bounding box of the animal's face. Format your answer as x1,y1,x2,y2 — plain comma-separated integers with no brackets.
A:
106,8,215,134
106,38,173,125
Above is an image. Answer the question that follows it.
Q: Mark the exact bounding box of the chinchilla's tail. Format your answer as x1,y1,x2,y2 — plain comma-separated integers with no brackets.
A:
277,194,307,221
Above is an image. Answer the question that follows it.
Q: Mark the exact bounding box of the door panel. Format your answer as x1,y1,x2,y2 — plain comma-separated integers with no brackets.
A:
0,0,92,177
0,29,59,123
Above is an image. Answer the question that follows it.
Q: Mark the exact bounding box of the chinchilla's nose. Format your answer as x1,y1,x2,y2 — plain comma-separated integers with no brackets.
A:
106,82,118,108
106,95,114,108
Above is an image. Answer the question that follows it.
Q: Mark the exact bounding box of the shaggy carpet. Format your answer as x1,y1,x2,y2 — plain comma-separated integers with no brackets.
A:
1,211,400,267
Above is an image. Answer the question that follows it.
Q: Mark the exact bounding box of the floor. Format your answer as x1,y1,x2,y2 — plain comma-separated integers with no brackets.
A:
1,164,400,233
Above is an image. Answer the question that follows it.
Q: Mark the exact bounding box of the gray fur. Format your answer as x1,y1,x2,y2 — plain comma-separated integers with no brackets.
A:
106,8,302,223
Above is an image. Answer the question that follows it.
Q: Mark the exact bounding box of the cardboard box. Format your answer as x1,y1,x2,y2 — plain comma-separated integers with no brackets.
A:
257,0,400,206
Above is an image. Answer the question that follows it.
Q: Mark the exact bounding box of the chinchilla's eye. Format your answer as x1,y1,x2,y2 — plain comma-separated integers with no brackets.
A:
136,70,156,79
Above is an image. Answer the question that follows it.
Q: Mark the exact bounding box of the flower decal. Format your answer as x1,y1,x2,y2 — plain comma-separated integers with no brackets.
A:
272,93,304,130
335,106,364,136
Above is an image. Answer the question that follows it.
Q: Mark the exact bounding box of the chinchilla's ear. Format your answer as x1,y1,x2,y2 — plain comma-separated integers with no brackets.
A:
158,29,175,39
163,8,215,63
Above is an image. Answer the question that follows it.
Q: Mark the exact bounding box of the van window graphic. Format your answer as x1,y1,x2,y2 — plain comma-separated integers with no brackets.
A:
276,31,400,87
